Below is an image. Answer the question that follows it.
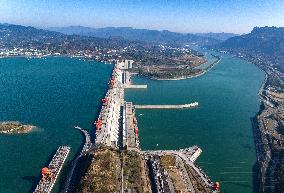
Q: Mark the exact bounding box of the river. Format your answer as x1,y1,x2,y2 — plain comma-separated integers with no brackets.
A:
125,51,265,193
0,52,265,193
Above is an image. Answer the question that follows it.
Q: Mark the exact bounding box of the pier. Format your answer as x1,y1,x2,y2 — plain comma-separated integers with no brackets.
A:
123,70,147,89
124,102,140,150
134,102,199,109
124,84,147,89
34,146,71,193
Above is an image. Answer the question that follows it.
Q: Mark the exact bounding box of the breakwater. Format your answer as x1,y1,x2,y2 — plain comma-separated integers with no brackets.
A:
34,146,71,193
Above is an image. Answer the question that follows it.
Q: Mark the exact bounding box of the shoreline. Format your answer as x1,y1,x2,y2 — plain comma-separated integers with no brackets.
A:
230,52,283,192
0,55,116,66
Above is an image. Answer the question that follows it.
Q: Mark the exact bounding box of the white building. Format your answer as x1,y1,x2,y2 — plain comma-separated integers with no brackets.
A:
117,59,134,69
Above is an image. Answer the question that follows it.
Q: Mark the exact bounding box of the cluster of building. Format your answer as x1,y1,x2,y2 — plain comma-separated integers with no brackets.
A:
0,48,52,58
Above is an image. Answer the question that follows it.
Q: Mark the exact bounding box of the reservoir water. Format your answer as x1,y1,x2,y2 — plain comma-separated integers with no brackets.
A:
125,52,265,193
0,57,112,193
0,52,265,193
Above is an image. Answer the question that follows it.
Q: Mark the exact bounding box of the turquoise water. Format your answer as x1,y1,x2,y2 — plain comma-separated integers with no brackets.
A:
0,54,265,193
0,57,112,193
125,53,265,193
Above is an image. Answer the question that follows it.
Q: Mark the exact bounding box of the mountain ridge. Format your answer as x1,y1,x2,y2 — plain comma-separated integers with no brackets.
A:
212,26,284,72
47,26,237,45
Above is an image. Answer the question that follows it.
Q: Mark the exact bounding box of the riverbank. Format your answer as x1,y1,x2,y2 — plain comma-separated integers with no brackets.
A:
151,54,221,81
229,52,284,192
125,52,264,193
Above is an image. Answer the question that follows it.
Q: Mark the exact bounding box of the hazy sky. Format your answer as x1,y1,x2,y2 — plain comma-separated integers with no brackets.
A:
0,0,283,33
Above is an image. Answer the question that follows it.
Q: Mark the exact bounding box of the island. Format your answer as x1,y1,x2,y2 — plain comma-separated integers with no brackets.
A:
0,121,35,134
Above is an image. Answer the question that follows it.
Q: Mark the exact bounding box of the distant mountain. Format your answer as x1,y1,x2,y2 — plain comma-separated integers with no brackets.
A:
48,26,96,36
212,26,284,72
195,32,238,41
0,23,131,51
48,26,224,46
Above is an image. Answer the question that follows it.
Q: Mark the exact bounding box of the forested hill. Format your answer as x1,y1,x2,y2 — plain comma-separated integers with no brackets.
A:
212,26,284,72
0,23,132,51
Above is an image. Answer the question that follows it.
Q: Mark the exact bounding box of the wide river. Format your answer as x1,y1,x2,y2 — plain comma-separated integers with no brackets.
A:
125,51,265,193
0,51,264,193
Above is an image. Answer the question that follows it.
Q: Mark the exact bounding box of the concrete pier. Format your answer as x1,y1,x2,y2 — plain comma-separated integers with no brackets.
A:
123,70,147,89
124,84,147,89
134,102,199,109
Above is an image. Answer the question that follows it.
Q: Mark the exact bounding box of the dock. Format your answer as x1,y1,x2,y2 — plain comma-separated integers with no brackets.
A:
34,146,71,193
123,102,140,150
134,102,199,109
123,70,147,89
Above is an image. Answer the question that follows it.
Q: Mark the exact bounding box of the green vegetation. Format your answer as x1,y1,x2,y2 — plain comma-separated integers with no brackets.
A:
273,149,284,192
139,67,202,80
77,147,121,193
77,148,151,193
123,150,151,193
213,26,284,73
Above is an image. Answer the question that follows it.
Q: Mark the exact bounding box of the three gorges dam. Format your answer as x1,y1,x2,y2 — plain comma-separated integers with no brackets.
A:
35,60,220,193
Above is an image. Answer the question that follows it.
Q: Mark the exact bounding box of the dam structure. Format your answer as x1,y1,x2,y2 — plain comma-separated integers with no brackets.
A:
94,63,199,149
88,61,219,192
34,60,218,193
